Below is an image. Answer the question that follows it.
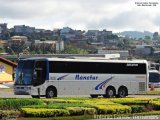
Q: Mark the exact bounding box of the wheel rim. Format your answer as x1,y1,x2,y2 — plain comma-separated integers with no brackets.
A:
119,90,125,97
48,90,54,97
108,89,114,97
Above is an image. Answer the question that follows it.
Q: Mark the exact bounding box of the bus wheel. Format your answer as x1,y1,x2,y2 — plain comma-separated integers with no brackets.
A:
117,87,127,98
31,95,40,98
103,87,116,98
46,87,57,98
90,95,98,98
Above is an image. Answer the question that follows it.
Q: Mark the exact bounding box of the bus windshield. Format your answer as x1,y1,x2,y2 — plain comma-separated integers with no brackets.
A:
149,72,160,83
15,60,35,85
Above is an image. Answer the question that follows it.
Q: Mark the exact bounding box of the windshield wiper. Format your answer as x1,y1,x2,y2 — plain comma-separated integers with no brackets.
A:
16,72,24,85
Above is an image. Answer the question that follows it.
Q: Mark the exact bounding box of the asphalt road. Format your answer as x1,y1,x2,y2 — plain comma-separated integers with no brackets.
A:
0,88,31,98
1,88,160,98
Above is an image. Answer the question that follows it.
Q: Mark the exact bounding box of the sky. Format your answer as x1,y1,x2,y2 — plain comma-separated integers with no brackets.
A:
0,0,160,32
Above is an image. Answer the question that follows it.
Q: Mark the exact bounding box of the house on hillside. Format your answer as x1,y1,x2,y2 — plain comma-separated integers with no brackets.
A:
135,45,154,56
0,57,17,83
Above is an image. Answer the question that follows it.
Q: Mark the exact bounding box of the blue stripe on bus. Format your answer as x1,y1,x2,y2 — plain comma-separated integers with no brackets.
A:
95,76,113,90
57,74,69,80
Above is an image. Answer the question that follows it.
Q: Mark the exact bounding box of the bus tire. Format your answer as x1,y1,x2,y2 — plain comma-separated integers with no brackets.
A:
46,86,57,98
31,95,40,98
90,95,98,98
117,87,128,98
103,86,116,98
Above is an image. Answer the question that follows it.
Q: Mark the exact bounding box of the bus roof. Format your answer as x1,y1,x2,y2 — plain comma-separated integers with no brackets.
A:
149,70,159,73
23,57,148,64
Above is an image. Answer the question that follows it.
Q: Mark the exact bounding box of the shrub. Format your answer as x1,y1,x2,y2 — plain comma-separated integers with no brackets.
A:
0,98,44,110
134,111,160,116
66,107,84,116
85,100,116,106
22,102,94,109
95,104,132,114
21,108,70,117
47,102,93,109
131,105,145,113
0,110,21,119
66,107,96,116
44,99,84,104
83,108,97,115
150,100,160,110
48,102,92,108
110,98,151,105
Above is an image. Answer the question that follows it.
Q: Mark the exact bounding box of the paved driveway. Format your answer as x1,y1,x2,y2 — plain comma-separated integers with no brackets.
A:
0,88,160,98
0,88,31,98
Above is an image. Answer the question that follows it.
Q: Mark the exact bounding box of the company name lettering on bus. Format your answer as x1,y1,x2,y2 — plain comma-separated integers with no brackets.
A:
126,63,138,67
75,74,98,80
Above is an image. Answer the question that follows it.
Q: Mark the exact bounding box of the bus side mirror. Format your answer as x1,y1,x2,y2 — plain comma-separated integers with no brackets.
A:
12,72,15,81
33,71,37,80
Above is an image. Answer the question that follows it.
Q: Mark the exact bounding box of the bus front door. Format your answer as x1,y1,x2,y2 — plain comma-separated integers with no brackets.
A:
33,61,46,87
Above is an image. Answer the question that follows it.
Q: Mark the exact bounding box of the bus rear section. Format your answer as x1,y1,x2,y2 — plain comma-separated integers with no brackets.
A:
14,58,149,98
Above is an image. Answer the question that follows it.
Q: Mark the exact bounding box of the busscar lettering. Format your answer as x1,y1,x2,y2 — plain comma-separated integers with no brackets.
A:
126,63,138,67
75,74,98,80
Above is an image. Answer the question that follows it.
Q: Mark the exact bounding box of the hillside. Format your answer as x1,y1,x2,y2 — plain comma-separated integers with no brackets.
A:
115,31,153,39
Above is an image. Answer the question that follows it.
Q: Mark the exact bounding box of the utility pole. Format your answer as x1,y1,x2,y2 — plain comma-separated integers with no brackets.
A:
7,46,19,61
7,46,15,55
57,30,61,54
59,37,61,54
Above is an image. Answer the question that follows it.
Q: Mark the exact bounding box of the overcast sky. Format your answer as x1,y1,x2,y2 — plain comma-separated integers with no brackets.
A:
0,0,160,32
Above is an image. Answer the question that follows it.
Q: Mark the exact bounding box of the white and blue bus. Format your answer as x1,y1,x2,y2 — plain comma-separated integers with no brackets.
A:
149,70,160,89
14,57,149,98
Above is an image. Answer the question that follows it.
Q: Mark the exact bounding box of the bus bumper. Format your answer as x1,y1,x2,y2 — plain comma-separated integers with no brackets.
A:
14,86,31,95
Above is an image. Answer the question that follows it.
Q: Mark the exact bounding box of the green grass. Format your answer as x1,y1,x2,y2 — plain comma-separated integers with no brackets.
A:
18,115,94,120
0,98,44,110
22,102,94,109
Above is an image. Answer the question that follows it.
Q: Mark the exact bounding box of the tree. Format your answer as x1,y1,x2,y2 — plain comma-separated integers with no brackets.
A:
144,36,152,45
117,42,124,49
62,45,88,54
144,36,151,40
138,38,143,40
0,47,5,53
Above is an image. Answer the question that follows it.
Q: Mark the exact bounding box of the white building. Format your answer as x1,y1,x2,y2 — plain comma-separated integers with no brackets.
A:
98,49,129,58
56,40,64,52
33,40,64,53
